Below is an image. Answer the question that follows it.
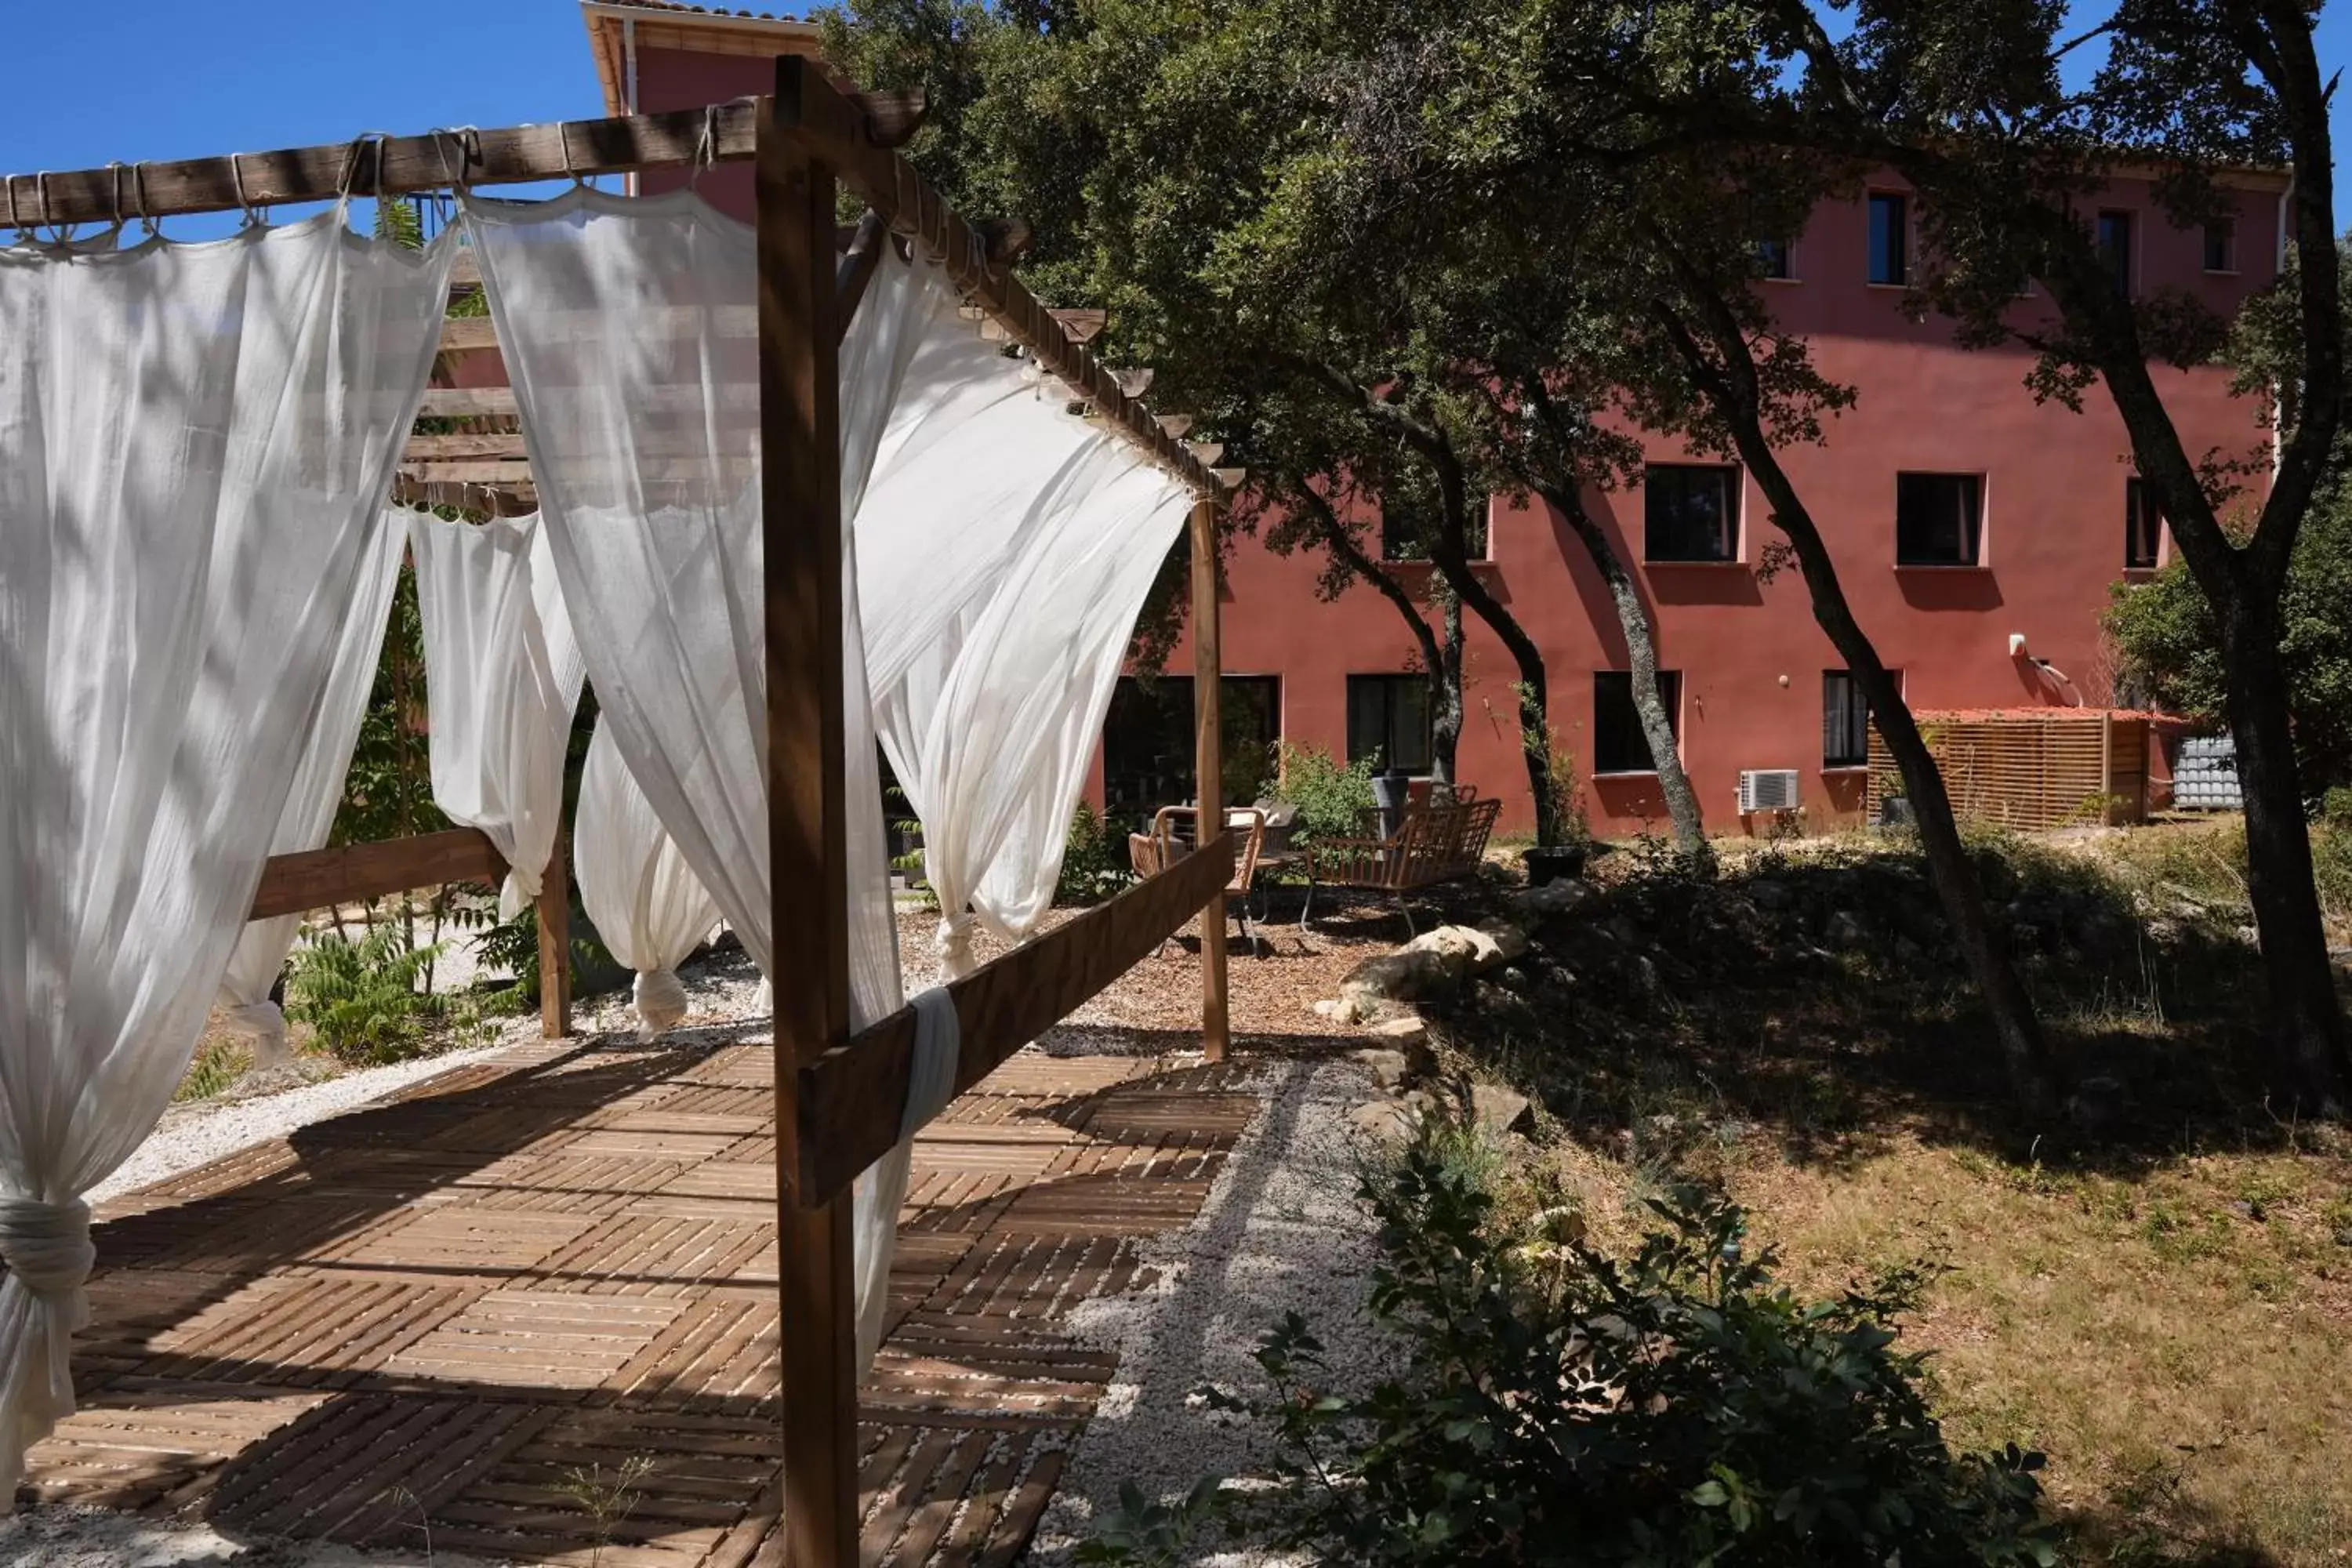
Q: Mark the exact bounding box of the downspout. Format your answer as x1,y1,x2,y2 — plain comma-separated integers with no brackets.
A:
623,16,640,196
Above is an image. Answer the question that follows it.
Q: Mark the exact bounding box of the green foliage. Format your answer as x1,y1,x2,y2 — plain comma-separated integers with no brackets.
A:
1058,802,1132,906
1135,1130,2056,1567
2107,474,2352,794
1266,740,1376,845
175,1042,247,1102
443,896,621,1013
285,927,481,1065
334,564,447,852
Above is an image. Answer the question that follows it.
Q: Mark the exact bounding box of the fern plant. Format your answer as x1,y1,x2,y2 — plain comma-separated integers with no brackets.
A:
285,927,481,1065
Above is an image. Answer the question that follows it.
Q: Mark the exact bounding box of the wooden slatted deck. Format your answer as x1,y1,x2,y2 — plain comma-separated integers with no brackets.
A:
24,1029,1263,1565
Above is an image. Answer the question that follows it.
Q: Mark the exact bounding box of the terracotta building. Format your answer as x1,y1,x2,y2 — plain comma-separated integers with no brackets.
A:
578,1,2283,837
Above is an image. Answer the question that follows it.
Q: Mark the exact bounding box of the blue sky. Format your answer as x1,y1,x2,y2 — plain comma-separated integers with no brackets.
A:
1,2,2347,241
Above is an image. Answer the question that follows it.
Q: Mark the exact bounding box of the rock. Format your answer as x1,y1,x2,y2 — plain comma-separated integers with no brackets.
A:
1348,1099,1417,1142
1475,919,1530,965
2335,1226,2352,1249
1494,965,1529,993
1891,935,1925,968
1471,1083,1534,1137
2227,1198,2267,1224
1824,910,1867,950
1605,916,1642,948
1407,924,1500,974
1353,1048,1411,1091
1339,948,1461,1011
1367,1014,1429,1047
1312,997,1346,1019
1749,879,1793,913
1631,954,1659,994
1506,880,1591,921
2011,922,2044,953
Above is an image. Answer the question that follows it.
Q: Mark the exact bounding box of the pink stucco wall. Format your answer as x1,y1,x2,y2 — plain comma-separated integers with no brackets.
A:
631,43,2279,837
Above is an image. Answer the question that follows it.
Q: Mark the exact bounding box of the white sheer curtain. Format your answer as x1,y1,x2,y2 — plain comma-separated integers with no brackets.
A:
575,724,720,1039
0,212,452,1500
214,513,408,1065
462,187,934,1368
859,365,1193,975
407,510,587,921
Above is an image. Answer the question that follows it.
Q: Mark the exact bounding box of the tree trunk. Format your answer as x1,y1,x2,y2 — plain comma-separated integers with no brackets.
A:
1546,481,1712,862
1656,304,2062,1120
2220,598,2351,1111
1430,585,1465,786
1294,485,1465,786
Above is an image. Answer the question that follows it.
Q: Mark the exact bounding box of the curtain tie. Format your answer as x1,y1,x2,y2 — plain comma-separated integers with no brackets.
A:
933,913,977,978
0,1198,95,1305
901,987,962,1140
633,968,691,1040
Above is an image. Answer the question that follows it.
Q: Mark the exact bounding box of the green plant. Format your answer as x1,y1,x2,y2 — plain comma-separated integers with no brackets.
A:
1058,802,1131,906
1176,1126,2056,1567
554,1455,655,1568
1268,739,1377,846
284,927,481,1065
175,1041,248,1102
1537,730,1592,847
1076,1478,1230,1567
446,898,616,1011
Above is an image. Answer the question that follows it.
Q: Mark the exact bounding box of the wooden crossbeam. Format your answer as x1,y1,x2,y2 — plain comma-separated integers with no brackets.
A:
793,832,1236,1205
249,828,504,921
769,58,1229,499
0,92,920,230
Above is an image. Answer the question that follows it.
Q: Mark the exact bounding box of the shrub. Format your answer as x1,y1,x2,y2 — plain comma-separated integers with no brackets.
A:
456,898,622,1011
1268,739,1377,845
285,927,481,1065
1108,1127,2056,1567
1058,802,1131,906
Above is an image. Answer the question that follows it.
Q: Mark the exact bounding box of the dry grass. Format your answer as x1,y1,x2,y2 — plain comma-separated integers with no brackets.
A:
1429,827,2352,1566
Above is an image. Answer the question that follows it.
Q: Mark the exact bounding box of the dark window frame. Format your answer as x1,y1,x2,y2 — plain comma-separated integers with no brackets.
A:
2125,477,2164,571
1822,670,1872,768
2097,209,2136,297
1642,463,1741,564
1346,673,1436,775
1592,670,1682,777
2202,219,2238,274
1894,471,1985,568
1867,192,1909,286
1759,237,1795,280
1379,494,1492,564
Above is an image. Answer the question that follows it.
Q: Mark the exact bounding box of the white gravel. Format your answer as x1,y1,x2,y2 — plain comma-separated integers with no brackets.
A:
92,1033,517,1207
1025,1059,1388,1567
0,1506,505,1567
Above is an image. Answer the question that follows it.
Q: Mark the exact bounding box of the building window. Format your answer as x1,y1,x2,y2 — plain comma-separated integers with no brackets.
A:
1867,193,1908,285
1642,463,1740,562
1347,674,1434,775
2125,477,2164,570
1103,676,1282,829
1380,495,1490,562
1592,670,1682,776
1822,671,1874,768
1895,471,1984,566
1759,238,1795,280
2203,220,2237,273
2097,210,2135,296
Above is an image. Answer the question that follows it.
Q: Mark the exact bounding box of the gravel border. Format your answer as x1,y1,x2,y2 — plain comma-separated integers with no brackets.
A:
1025,1059,1388,1567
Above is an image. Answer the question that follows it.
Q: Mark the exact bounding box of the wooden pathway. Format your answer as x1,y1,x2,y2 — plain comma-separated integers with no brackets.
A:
22,1031,1263,1566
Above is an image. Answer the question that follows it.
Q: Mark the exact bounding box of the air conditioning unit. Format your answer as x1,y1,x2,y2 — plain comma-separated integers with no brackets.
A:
1737,768,1802,814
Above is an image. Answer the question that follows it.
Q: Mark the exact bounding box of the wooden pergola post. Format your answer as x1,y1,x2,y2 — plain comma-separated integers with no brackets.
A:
1189,496,1229,1062
758,64,861,1568
535,834,572,1038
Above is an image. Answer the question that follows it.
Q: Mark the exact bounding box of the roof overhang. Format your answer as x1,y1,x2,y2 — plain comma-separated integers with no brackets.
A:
581,2,827,117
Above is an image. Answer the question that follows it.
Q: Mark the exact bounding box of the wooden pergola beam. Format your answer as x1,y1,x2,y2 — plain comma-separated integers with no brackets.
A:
0,92,920,230
767,57,1227,499
795,832,1236,1202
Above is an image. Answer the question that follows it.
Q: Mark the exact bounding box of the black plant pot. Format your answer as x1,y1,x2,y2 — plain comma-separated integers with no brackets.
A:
1523,844,1588,886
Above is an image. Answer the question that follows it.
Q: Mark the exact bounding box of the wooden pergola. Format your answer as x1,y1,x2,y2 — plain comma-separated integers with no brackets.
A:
7,56,1239,1568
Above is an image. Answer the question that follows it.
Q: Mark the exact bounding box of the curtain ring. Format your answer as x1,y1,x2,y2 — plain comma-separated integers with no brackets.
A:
6,175,19,236
229,152,263,229
337,132,390,201
106,162,125,231
431,127,481,201
690,103,720,189
132,162,157,237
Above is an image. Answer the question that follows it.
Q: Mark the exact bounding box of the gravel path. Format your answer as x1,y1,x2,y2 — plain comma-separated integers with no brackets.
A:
1025,1058,1388,1567
0,1506,500,1567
